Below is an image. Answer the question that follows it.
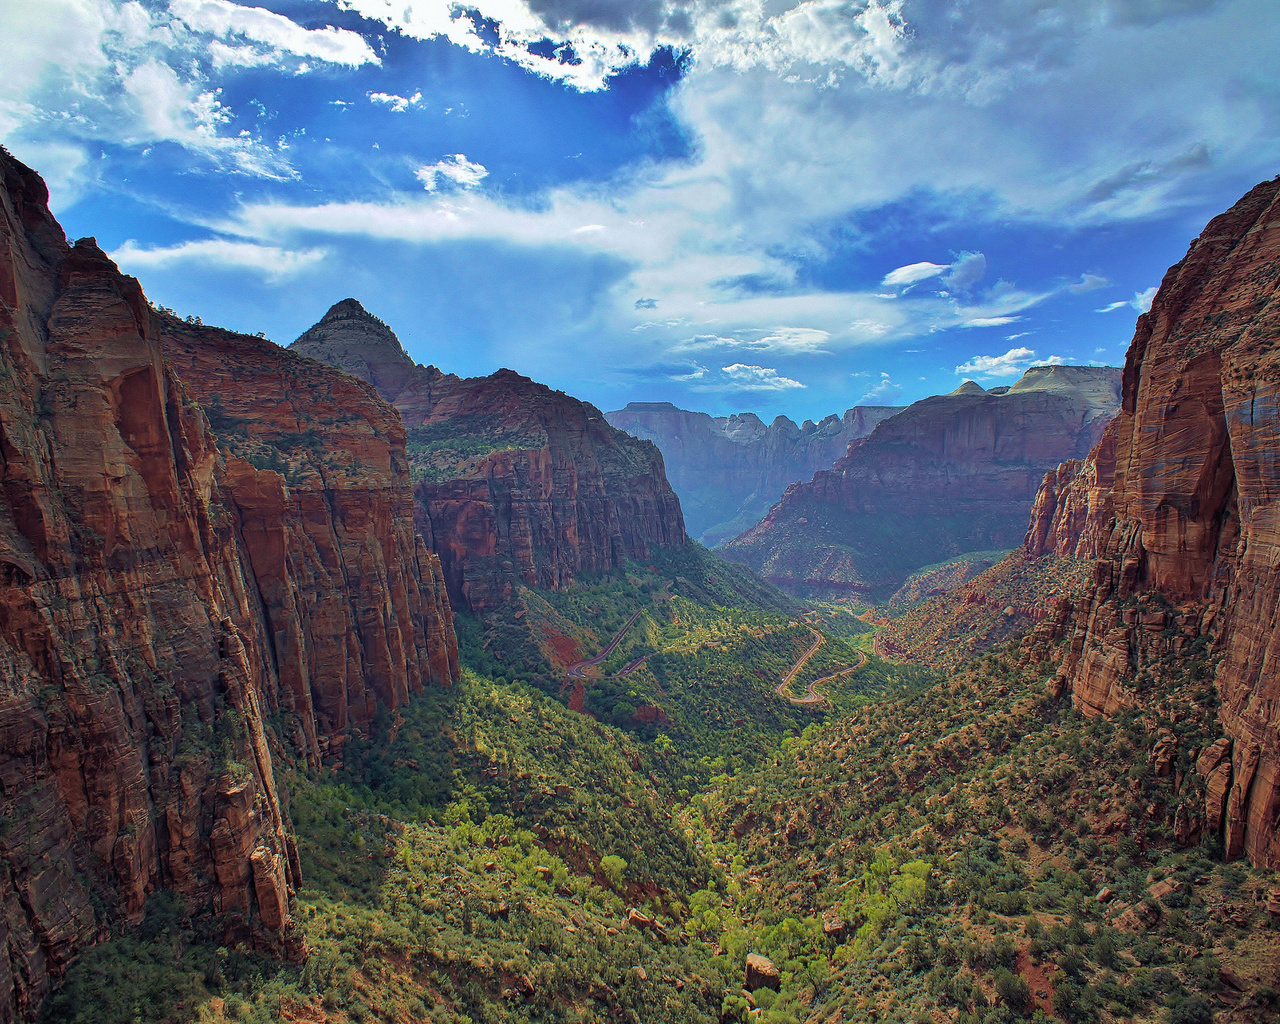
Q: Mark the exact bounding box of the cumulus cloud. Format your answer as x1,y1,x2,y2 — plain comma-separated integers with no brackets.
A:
121,58,292,177
860,371,902,403
1097,285,1157,313
415,154,489,191
111,237,327,278
719,363,805,390
370,91,422,112
0,0,382,184
955,346,1064,378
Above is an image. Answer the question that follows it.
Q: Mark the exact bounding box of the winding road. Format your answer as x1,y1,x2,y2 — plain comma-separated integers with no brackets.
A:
565,607,647,678
774,628,869,706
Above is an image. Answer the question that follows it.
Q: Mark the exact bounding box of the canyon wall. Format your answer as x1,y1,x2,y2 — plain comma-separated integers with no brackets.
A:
604,401,900,545
1026,177,1280,868
721,365,1121,598
0,152,457,1021
292,301,687,612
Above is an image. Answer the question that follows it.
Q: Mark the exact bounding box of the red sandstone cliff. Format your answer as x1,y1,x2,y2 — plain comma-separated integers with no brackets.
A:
291,300,686,612
721,365,1121,598
1026,177,1280,868
0,152,457,1021
604,401,900,545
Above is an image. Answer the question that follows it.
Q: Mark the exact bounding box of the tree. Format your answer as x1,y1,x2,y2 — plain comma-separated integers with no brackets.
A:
601,855,627,889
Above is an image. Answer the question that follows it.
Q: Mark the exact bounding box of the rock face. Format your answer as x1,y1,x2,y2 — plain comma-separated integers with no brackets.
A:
604,401,900,545
0,152,457,1021
1027,178,1280,868
292,302,686,612
721,365,1121,598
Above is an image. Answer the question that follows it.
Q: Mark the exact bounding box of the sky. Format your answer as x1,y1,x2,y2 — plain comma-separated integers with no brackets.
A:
3,1,1278,423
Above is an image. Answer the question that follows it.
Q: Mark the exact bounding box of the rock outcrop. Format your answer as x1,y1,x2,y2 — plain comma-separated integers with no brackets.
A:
1026,177,1280,868
721,365,1121,598
604,401,900,545
292,301,686,612
0,151,457,1021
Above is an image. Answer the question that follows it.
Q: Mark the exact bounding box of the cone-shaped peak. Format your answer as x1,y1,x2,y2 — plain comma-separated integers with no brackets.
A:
291,298,416,400
322,297,370,320
949,380,987,396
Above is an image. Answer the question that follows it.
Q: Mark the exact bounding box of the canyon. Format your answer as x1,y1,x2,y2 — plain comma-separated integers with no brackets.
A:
2,145,1280,1024
604,401,900,545
722,364,1122,599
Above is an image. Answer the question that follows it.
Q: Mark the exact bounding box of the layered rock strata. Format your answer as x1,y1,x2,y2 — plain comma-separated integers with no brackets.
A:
292,301,686,612
722,365,1121,598
604,401,900,545
0,151,457,1021
1026,177,1280,868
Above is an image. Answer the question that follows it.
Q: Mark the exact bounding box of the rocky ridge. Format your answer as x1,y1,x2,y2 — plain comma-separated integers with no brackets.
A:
1023,177,1280,868
0,152,457,1021
604,401,900,545
292,301,686,612
721,365,1122,598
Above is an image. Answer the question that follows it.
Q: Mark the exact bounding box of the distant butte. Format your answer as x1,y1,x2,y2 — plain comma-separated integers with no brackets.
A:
721,363,1122,599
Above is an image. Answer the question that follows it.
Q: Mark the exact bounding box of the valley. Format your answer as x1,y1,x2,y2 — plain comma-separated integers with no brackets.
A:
2,148,1280,1024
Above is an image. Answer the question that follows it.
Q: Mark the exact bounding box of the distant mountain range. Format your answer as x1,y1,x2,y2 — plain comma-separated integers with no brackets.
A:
605,402,900,545
721,364,1123,599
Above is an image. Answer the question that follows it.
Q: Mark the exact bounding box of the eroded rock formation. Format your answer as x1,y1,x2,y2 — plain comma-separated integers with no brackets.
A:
0,151,457,1020
1027,177,1280,868
721,365,1121,598
292,301,686,612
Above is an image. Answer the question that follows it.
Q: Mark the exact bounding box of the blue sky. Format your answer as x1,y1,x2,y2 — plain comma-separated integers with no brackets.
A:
4,1,1278,422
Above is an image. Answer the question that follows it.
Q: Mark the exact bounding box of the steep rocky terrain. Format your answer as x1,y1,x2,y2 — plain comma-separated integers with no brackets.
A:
0,151,456,1021
1023,176,1280,869
722,365,1121,599
292,301,686,612
604,401,900,545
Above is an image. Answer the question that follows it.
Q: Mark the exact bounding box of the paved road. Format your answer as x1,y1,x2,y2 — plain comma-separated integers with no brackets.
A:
774,632,869,706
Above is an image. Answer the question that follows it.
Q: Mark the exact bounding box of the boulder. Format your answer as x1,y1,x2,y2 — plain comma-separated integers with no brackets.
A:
745,953,781,992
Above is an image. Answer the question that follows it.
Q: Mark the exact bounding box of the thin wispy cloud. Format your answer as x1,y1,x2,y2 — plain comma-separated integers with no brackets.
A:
1097,286,1158,313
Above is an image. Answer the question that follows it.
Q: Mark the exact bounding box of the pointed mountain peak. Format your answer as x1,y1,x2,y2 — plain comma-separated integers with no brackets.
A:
290,298,417,400
950,380,987,396
322,297,371,320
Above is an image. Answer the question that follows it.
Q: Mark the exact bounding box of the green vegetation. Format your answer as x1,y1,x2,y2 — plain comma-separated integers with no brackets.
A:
41,549,1280,1024
405,415,545,481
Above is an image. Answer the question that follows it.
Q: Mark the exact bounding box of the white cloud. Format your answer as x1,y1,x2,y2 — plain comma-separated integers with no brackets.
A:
955,346,1064,378
962,315,1020,328
882,261,948,287
170,0,379,68
860,371,902,403
111,237,326,278
1068,272,1110,293
676,326,831,354
719,363,805,390
121,58,291,177
942,251,986,292
415,154,489,191
1097,285,1157,313
883,251,985,295
370,91,422,112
